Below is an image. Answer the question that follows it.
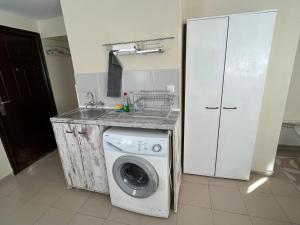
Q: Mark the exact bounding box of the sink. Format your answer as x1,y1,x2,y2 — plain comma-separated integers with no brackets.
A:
60,108,106,120
105,110,171,119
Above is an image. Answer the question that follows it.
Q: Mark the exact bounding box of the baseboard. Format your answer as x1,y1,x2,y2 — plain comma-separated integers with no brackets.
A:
0,172,14,182
278,145,300,151
252,170,274,176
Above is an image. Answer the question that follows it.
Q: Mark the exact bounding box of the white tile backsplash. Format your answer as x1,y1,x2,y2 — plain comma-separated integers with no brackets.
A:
123,70,153,92
153,69,180,93
75,69,180,109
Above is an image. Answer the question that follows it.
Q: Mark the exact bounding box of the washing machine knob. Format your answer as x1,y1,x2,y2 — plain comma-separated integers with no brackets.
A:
152,144,162,152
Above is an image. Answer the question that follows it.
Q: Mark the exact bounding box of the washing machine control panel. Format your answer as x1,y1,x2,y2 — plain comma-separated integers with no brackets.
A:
137,140,166,155
104,135,168,156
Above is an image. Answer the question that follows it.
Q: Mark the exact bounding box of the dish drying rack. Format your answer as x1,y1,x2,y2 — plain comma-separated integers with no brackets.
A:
130,90,175,112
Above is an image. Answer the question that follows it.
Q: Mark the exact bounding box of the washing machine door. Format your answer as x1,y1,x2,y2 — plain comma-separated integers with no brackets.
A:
113,155,159,198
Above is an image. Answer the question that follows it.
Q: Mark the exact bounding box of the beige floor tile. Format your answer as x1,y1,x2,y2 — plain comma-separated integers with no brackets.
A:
34,207,75,225
10,179,49,201
210,186,247,214
179,182,211,208
237,174,272,194
213,210,252,225
78,193,112,218
269,178,300,197
1,202,48,225
108,207,149,225
69,214,105,225
30,181,67,205
252,217,292,225
0,195,26,218
242,192,288,222
103,221,126,225
275,195,300,224
177,204,213,225
141,211,177,225
54,189,90,211
0,175,20,195
182,174,209,184
272,166,290,181
208,177,239,189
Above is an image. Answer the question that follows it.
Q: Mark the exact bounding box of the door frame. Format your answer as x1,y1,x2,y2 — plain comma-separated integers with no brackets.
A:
0,25,57,174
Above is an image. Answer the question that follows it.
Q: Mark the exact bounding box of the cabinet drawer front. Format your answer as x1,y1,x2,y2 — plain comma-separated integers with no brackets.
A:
76,124,109,194
52,123,87,188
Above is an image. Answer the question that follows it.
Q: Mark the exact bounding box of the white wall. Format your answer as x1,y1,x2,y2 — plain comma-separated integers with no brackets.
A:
183,0,300,173
0,9,38,32
60,0,181,73
38,17,67,38
42,38,78,114
0,139,12,179
284,39,300,122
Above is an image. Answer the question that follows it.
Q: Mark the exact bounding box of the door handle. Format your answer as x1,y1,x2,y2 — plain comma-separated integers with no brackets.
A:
0,96,11,116
205,107,219,109
78,131,86,135
223,107,237,110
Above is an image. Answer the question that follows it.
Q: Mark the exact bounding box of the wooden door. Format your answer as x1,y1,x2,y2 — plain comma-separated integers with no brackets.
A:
52,123,87,189
76,124,109,194
0,26,56,173
215,11,277,180
184,17,228,176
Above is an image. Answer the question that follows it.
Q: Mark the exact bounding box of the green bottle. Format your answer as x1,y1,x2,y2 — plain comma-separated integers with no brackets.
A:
123,92,130,112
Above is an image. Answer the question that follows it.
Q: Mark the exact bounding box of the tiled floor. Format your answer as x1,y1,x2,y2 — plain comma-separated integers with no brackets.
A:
0,151,300,225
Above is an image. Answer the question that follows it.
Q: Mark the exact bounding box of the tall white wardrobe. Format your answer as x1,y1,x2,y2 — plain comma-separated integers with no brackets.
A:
184,10,277,180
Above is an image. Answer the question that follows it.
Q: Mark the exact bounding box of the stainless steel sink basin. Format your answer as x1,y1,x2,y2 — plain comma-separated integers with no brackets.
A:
60,108,106,120
105,110,171,119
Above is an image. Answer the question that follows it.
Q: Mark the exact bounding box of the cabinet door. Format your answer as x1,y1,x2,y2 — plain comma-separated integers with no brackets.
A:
76,124,109,194
52,123,87,188
216,12,276,180
184,17,229,176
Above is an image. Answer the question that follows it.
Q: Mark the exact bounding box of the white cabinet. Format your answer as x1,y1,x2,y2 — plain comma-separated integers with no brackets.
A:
184,11,276,180
52,123,109,193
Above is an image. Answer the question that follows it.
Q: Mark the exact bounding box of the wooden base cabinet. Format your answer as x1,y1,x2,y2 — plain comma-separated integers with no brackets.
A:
52,123,109,194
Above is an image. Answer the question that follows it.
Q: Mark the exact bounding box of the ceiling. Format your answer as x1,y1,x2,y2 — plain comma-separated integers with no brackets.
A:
0,0,62,20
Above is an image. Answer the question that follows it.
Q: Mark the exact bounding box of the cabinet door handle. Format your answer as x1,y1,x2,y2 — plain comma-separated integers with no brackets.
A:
205,107,219,109
223,107,237,110
78,131,86,135
65,130,74,133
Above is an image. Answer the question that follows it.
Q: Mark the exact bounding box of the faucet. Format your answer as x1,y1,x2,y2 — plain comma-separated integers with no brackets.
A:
85,91,105,108
85,91,96,108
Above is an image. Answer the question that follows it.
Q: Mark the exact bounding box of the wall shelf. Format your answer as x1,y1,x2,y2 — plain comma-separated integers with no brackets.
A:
102,36,174,47
103,36,174,55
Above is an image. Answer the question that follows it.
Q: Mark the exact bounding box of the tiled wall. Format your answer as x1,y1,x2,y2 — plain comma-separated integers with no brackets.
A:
75,69,180,110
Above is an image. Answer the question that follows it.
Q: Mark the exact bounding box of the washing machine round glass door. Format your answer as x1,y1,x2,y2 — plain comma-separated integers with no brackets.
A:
113,155,159,198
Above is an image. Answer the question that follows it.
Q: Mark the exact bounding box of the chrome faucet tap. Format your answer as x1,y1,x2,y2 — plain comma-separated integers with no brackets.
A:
85,91,105,108
85,91,96,108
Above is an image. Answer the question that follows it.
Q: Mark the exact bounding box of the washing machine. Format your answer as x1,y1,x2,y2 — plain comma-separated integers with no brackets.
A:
103,127,171,218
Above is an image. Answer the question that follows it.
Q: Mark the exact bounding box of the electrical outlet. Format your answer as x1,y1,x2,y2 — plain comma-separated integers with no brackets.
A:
167,85,175,93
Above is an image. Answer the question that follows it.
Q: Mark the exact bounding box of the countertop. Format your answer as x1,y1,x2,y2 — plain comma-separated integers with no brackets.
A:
50,108,180,130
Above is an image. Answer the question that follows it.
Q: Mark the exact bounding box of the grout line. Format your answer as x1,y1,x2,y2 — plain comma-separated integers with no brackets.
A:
250,216,294,225
101,206,113,225
30,204,50,225
237,177,254,225
272,189,293,224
